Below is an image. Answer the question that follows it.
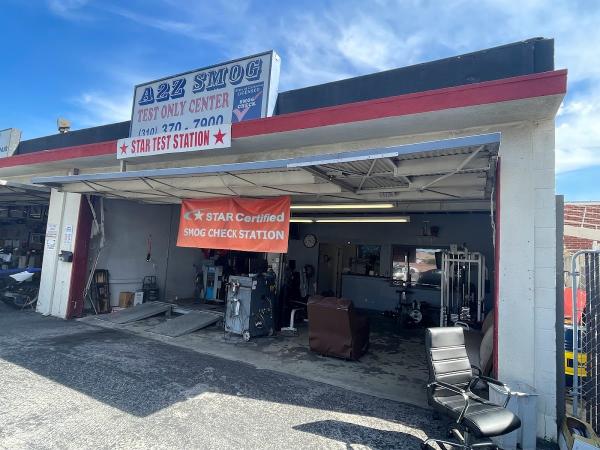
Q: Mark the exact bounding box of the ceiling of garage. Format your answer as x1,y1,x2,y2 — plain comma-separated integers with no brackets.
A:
0,180,50,206
32,133,499,212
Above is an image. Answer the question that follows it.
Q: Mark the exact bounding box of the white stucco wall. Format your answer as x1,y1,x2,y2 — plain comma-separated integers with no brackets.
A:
37,189,83,318
496,120,557,440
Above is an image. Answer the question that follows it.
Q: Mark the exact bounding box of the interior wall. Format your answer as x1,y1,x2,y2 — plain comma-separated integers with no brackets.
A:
95,205,494,307
163,205,206,301
288,212,494,283
90,200,205,305
95,200,170,305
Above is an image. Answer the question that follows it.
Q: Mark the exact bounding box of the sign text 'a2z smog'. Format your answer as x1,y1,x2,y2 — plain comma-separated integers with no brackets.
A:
177,196,290,253
129,51,280,138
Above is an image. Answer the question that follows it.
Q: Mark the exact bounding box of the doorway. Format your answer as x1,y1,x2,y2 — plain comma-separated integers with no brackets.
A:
317,243,343,297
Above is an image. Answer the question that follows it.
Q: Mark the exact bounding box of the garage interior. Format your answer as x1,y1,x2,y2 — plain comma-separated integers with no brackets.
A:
36,133,500,405
0,181,50,309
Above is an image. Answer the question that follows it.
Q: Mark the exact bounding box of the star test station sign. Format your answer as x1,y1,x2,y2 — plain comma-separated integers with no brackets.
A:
117,51,281,159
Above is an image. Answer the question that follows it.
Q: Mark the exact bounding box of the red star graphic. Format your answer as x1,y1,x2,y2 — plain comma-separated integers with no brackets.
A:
213,129,226,144
119,143,128,155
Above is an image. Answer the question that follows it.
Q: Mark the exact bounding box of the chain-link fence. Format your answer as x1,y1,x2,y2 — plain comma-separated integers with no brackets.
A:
569,250,600,433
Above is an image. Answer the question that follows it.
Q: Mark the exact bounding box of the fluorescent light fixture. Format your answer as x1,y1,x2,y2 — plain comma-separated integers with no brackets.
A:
289,218,315,223
315,216,410,223
290,203,394,210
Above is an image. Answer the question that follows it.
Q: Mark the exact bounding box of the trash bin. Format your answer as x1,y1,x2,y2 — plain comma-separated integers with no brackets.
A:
489,382,538,450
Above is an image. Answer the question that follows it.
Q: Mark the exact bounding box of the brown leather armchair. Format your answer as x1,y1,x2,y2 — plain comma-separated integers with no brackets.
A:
307,296,370,360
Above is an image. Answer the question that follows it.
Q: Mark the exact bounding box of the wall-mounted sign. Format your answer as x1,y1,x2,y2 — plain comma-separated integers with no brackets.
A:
46,238,56,250
46,223,58,237
63,224,74,246
117,124,231,160
0,128,21,158
129,51,280,139
177,196,290,253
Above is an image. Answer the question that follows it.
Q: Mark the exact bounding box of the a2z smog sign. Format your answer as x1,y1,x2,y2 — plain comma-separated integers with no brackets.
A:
130,51,281,138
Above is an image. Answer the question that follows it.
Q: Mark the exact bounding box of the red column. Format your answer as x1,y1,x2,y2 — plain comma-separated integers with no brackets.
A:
65,196,93,319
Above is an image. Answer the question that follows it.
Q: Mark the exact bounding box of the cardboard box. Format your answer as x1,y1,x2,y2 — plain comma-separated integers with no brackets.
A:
118,291,134,308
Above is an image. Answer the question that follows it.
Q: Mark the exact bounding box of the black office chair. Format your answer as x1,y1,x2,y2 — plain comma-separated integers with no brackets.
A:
422,327,521,449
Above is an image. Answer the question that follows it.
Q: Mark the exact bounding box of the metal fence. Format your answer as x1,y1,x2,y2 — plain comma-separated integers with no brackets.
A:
569,250,600,433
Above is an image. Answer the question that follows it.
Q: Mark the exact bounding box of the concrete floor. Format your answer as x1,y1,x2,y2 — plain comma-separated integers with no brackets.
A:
82,308,429,407
0,302,445,449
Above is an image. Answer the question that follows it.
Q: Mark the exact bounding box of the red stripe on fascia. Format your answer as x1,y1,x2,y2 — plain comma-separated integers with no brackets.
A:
0,140,117,169
233,69,568,138
0,70,566,169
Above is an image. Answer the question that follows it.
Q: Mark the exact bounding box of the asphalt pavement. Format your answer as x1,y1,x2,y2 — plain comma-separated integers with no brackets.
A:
0,302,445,449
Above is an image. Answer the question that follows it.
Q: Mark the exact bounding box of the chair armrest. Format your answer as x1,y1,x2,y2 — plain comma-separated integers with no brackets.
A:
469,375,512,407
454,321,470,330
290,300,307,308
427,381,471,422
467,365,482,389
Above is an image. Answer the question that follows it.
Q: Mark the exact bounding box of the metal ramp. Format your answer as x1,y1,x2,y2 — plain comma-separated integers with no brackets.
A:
99,302,172,324
147,310,222,337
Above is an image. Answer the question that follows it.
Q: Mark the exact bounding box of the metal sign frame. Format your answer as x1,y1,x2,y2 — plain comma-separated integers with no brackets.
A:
128,51,281,138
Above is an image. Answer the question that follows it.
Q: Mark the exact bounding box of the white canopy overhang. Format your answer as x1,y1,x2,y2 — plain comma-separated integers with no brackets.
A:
0,180,50,206
32,133,500,212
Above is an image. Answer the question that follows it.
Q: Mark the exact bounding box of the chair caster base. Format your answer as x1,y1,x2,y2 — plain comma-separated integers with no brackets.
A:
421,436,497,449
422,437,461,449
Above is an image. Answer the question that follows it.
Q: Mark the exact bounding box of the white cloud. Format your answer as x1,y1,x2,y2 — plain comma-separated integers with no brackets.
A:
556,88,600,173
46,0,90,19
216,0,600,94
73,91,132,127
336,16,426,72
556,146,600,174
98,5,221,41
271,14,354,87
107,7,195,35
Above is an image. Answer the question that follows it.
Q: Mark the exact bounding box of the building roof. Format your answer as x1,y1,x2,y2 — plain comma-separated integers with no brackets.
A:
565,203,600,230
274,37,554,115
564,203,600,252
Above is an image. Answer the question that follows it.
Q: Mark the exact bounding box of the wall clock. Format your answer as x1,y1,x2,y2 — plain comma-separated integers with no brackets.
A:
303,233,317,248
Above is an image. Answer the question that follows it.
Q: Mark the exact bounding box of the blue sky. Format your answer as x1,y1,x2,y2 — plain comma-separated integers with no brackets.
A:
1,0,599,200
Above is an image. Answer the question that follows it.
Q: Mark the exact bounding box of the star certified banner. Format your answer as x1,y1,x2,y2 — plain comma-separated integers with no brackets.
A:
177,196,291,253
116,124,230,159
